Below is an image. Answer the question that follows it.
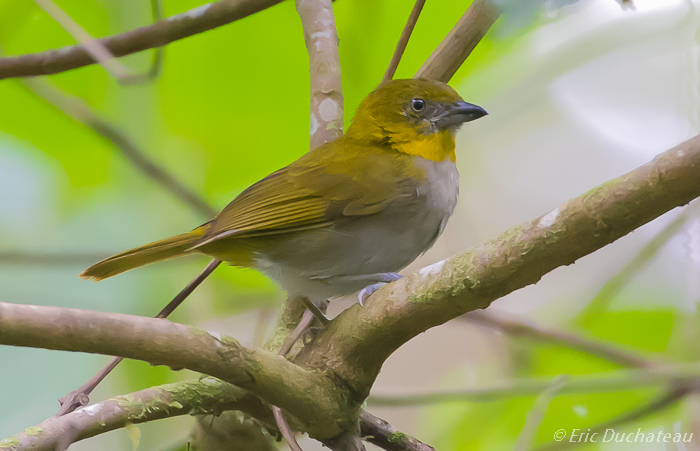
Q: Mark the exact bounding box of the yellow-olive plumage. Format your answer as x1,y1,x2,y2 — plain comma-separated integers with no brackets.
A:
81,79,487,302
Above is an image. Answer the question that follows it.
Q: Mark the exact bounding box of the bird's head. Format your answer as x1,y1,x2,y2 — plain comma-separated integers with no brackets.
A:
346,78,487,162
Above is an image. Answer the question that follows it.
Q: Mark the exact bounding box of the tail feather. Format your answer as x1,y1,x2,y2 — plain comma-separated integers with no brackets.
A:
80,226,207,281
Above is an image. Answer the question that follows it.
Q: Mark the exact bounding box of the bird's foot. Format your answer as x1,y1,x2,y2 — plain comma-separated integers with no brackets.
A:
357,272,403,306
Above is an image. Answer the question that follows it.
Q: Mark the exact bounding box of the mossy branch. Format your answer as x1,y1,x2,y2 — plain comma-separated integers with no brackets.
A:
0,378,272,451
0,302,349,441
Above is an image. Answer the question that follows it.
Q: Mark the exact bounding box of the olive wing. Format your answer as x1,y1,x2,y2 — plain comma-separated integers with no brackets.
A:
196,143,422,245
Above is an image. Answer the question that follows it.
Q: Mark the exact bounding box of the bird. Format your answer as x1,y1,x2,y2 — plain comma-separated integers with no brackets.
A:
80,78,487,305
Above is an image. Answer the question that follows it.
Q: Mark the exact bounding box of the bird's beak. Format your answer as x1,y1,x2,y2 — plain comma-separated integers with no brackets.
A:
433,101,488,129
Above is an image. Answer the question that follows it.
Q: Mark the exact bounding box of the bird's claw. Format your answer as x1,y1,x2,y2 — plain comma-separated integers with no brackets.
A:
357,273,403,306
358,283,385,306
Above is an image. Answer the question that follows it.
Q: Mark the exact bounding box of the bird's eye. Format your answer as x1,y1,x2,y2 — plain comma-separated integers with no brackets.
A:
410,98,425,112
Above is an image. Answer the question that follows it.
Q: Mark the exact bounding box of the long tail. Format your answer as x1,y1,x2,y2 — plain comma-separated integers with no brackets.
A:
80,226,208,281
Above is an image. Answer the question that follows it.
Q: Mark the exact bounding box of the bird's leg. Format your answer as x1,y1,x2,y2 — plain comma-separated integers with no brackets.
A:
312,272,403,306
298,296,331,325
357,272,403,306
56,259,221,416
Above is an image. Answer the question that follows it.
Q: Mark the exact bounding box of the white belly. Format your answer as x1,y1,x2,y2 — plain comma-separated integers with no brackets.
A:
255,156,459,301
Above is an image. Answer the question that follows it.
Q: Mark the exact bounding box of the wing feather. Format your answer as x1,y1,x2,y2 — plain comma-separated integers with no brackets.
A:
195,140,424,246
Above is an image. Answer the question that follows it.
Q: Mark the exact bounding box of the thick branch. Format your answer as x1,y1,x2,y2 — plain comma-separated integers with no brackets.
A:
295,0,344,149
0,302,348,440
415,0,500,82
0,0,284,80
0,378,273,451
298,134,700,399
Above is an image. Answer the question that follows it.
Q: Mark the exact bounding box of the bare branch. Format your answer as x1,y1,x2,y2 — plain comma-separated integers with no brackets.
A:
295,0,344,149
415,0,500,82
464,310,651,368
382,0,426,84
298,133,700,399
21,78,216,218
0,0,284,80
0,301,351,441
369,363,700,407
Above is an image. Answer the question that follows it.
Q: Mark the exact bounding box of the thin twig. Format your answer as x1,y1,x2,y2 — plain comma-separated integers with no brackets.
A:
533,386,692,451
368,364,700,407
272,309,316,451
295,0,344,149
146,0,165,80
20,78,216,218
0,0,285,80
32,0,134,82
464,310,651,368
580,208,695,321
56,259,221,416
382,0,426,84
32,0,164,84
514,376,568,451
415,0,500,82
273,407,304,451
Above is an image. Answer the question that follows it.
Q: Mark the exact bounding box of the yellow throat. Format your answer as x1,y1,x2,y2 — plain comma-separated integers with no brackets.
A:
392,129,456,162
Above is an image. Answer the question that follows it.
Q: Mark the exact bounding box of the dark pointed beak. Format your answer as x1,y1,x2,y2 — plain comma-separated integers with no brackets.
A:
433,101,488,129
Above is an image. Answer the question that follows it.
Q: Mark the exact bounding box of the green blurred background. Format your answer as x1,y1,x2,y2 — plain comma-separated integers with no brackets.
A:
1,0,700,449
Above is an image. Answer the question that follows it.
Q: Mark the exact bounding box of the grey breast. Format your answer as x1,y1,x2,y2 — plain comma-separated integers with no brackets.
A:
252,155,459,299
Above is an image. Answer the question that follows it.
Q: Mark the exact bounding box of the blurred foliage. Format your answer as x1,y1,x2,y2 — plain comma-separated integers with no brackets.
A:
1,0,699,450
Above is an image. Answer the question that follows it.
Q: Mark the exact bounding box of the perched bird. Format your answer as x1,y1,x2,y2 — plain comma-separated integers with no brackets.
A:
80,79,487,304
